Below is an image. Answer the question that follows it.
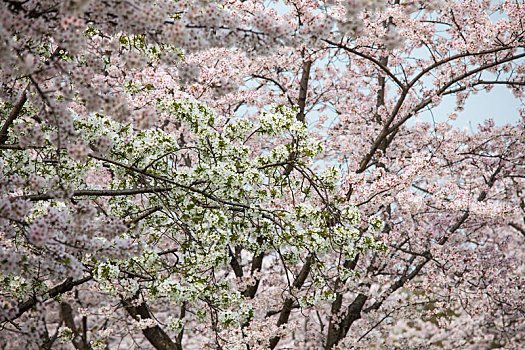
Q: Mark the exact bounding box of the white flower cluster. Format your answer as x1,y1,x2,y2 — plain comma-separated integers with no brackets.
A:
2,96,386,336
94,262,120,281
57,326,75,344
167,317,184,334
157,278,203,303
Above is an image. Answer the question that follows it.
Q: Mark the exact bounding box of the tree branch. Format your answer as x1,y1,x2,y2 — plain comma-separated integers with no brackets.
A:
228,246,244,279
0,90,27,145
324,255,359,349
323,39,406,90
283,58,312,176
122,297,181,350
89,154,256,212
4,275,92,323
269,255,313,349
251,74,295,106
296,59,312,123
509,222,525,238
390,52,525,134
60,302,91,350
22,187,171,201
407,46,512,89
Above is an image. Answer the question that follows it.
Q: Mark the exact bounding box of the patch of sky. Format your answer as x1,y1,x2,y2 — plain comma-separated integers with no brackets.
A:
415,83,523,132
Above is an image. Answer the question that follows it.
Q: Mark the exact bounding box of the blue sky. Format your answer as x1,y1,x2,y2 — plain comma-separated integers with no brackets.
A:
418,84,523,131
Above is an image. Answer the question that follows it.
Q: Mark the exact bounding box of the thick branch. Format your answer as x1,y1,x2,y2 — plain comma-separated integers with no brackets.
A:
123,298,180,350
357,91,408,173
127,206,163,225
60,302,91,350
296,59,312,123
243,237,266,299
0,144,29,149
390,52,525,134
228,247,244,278
509,222,525,238
0,91,27,145
407,46,513,89
325,293,369,350
243,255,264,299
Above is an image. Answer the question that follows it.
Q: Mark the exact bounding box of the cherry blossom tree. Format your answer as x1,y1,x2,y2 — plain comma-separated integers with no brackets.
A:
1,0,524,349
